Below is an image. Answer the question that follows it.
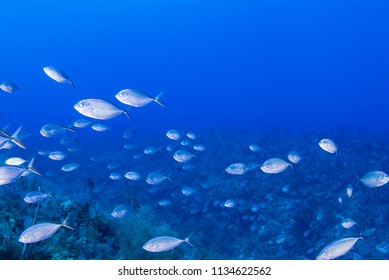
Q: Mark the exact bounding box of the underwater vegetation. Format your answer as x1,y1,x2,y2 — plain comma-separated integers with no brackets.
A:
1,125,389,260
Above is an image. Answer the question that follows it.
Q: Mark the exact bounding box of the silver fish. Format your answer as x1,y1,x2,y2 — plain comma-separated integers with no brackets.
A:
124,171,142,181
192,144,206,152
24,191,55,203
0,81,19,93
43,66,75,89
316,237,362,260
181,186,195,196
173,149,198,163
40,123,76,137
91,123,110,132
72,119,93,128
115,89,165,107
158,199,171,206
224,199,236,208
225,163,250,175
111,204,133,218
319,138,337,154
19,216,74,244
109,172,123,180
146,172,173,185
186,131,199,140
61,163,80,172
260,158,293,174
142,236,193,252
48,151,67,161
166,129,182,140
249,144,261,153
74,99,131,121
0,158,40,186
357,171,389,188
144,146,162,155
341,218,357,229
5,157,26,166
287,150,302,164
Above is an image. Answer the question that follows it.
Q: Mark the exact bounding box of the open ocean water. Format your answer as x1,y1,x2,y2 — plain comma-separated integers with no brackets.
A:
0,0,389,260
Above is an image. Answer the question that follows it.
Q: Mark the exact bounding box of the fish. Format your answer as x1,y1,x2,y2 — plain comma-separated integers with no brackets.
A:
158,199,171,206
5,157,26,166
111,204,133,218
0,81,19,93
287,150,302,164
0,158,40,186
224,199,236,208
318,138,337,154
144,146,162,155
192,144,206,152
166,129,183,140
355,171,389,188
19,216,74,244
225,163,250,175
40,123,76,137
61,163,80,172
107,163,120,170
24,191,55,203
74,99,131,121
91,123,110,132
316,237,362,260
260,158,293,174
186,131,199,140
48,151,67,161
43,66,75,89
341,218,357,229
123,143,136,150
142,235,193,252
181,186,195,196
72,119,93,128
249,144,261,153
173,149,199,163
115,89,165,107
60,135,79,146
146,172,174,185
124,171,143,181
109,173,123,180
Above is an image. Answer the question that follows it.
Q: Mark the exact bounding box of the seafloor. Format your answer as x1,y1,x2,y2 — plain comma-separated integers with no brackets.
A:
1,126,388,260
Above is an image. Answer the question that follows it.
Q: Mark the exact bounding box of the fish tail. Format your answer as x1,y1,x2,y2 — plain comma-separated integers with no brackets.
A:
167,176,175,185
27,157,41,176
48,193,56,200
10,126,26,149
66,126,77,133
68,80,75,90
184,234,195,248
61,215,75,230
154,91,166,107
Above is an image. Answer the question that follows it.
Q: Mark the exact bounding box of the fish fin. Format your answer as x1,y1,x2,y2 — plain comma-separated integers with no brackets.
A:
27,157,41,176
194,154,200,160
10,126,27,149
66,126,77,133
123,109,138,135
154,91,166,107
48,193,56,200
184,233,195,248
167,176,175,185
61,215,75,230
68,80,75,90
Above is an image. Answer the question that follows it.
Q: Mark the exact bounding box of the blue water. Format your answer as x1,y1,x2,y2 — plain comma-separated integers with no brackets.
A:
0,0,389,260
